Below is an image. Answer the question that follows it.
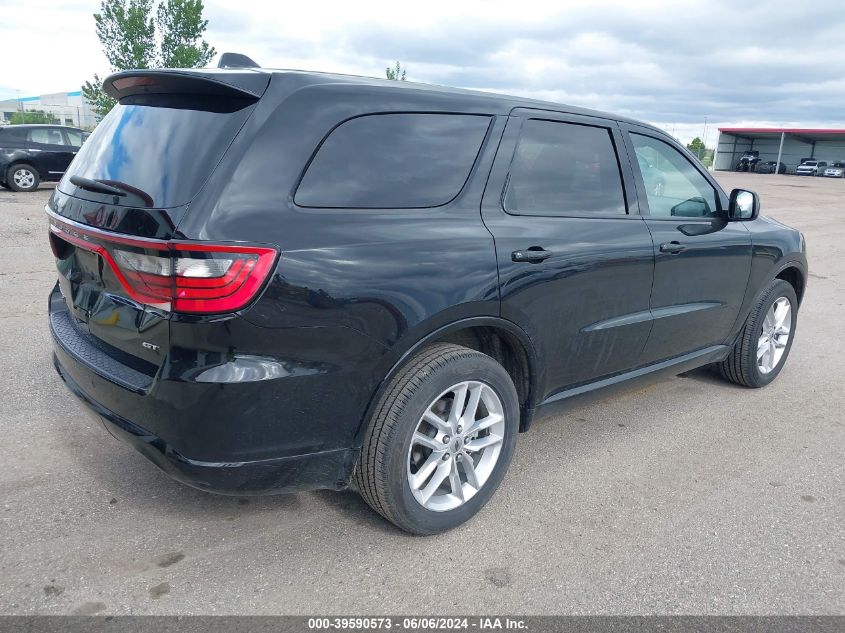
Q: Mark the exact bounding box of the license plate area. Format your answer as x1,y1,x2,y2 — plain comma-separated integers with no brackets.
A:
57,247,104,322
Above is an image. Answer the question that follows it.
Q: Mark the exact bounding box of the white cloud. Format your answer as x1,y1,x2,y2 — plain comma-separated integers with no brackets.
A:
2,0,844,144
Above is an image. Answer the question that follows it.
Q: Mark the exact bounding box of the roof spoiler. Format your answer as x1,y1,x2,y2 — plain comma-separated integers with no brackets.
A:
218,52,260,69
103,69,270,101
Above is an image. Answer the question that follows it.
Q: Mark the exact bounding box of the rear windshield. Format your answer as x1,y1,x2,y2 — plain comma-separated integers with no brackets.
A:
59,96,255,208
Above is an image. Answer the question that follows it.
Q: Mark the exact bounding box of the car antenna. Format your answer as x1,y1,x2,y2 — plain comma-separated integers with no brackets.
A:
218,52,260,69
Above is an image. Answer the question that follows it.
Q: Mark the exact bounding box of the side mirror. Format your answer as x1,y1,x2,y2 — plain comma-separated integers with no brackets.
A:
729,188,759,221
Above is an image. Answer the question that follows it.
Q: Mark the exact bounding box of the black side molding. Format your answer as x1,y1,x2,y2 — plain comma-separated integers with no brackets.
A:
533,345,730,424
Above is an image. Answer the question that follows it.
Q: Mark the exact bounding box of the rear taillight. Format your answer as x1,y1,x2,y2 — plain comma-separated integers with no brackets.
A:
49,217,277,314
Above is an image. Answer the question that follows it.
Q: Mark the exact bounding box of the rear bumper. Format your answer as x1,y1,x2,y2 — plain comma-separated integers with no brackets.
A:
47,280,386,495
53,351,358,494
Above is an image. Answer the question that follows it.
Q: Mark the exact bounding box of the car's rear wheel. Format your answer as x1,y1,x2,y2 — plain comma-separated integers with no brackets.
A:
716,278,798,388
7,164,40,192
354,343,519,535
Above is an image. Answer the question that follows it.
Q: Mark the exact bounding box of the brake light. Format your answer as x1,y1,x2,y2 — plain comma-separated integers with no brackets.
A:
48,217,277,314
111,76,159,91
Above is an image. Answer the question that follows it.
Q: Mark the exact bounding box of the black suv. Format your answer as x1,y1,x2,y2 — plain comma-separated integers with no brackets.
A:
0,124,88,191
756,160,787,174
48,68,807,534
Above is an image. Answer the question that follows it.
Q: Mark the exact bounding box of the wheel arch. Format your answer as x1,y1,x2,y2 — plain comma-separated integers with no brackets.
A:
775,264,806,306
5,159,42,180
354,317,541,445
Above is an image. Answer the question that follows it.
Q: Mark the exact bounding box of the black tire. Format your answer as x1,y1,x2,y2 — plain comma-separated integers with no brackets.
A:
6,163,40,192
354,343,519,535
716,279,798,388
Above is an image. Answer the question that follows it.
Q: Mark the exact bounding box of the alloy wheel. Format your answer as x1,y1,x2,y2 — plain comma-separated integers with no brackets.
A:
13,168,35,189
407,380,506,512
757,296,791,374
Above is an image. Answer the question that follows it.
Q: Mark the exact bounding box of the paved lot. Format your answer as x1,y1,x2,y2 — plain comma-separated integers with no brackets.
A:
0,174,843,615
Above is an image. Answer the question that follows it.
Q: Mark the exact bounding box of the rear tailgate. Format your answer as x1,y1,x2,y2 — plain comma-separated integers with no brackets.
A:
48,69,271,387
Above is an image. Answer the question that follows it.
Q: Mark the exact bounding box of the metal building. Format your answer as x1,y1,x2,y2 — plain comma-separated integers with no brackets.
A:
714,127,845,172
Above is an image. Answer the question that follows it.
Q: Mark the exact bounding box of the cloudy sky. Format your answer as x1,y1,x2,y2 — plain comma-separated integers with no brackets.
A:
1,0,843,144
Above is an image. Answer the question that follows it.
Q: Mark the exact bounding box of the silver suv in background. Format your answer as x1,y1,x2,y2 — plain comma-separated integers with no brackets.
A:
822,161,845,178
795,159,827,176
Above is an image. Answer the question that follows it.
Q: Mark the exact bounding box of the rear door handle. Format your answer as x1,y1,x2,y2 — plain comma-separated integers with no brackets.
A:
512,247,552,263
659,241,686,254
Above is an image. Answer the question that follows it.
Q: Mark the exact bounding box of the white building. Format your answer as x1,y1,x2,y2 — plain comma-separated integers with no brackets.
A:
0,90,98,129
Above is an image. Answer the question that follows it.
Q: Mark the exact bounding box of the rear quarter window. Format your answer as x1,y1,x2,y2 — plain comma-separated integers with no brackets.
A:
0,127,26,142
294,113,491,209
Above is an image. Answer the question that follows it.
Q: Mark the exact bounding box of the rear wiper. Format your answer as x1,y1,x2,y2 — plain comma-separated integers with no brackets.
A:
69,175,127,197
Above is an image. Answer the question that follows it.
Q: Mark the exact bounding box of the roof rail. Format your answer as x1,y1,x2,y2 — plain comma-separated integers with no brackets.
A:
218,52,260,69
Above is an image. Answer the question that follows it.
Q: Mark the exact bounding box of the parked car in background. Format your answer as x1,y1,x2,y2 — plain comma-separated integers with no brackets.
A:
755,161,787,174
822,161,845,178
0,124,88,192
795,159,828,176
47,66,807,534
735,150,761,172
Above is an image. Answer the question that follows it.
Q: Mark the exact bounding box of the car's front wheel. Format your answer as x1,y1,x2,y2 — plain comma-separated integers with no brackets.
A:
355,343,519,534
7,164,40,192
717,278,798,388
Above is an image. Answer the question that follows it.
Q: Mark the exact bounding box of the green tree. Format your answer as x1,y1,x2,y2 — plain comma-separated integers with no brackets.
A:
156,0,215,68
82,0,215,119
82,0,156,118
385,61,407,81
687,137,707,158
81,80,116,119
10,110,58,124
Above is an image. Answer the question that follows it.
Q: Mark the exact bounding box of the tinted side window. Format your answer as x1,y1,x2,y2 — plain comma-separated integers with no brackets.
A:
0,128,25,142
295,113,491,209
65,130,84,147
630,133,720,218
28,128,65,145
504,119,626,216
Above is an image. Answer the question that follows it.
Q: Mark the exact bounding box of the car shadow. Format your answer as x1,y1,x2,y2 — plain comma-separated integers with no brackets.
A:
58,412,403,532
678,365,746,388
54,363,744,536
311,489,407,535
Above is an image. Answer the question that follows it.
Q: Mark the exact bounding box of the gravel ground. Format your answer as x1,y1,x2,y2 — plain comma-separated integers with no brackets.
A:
0,173,842,615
